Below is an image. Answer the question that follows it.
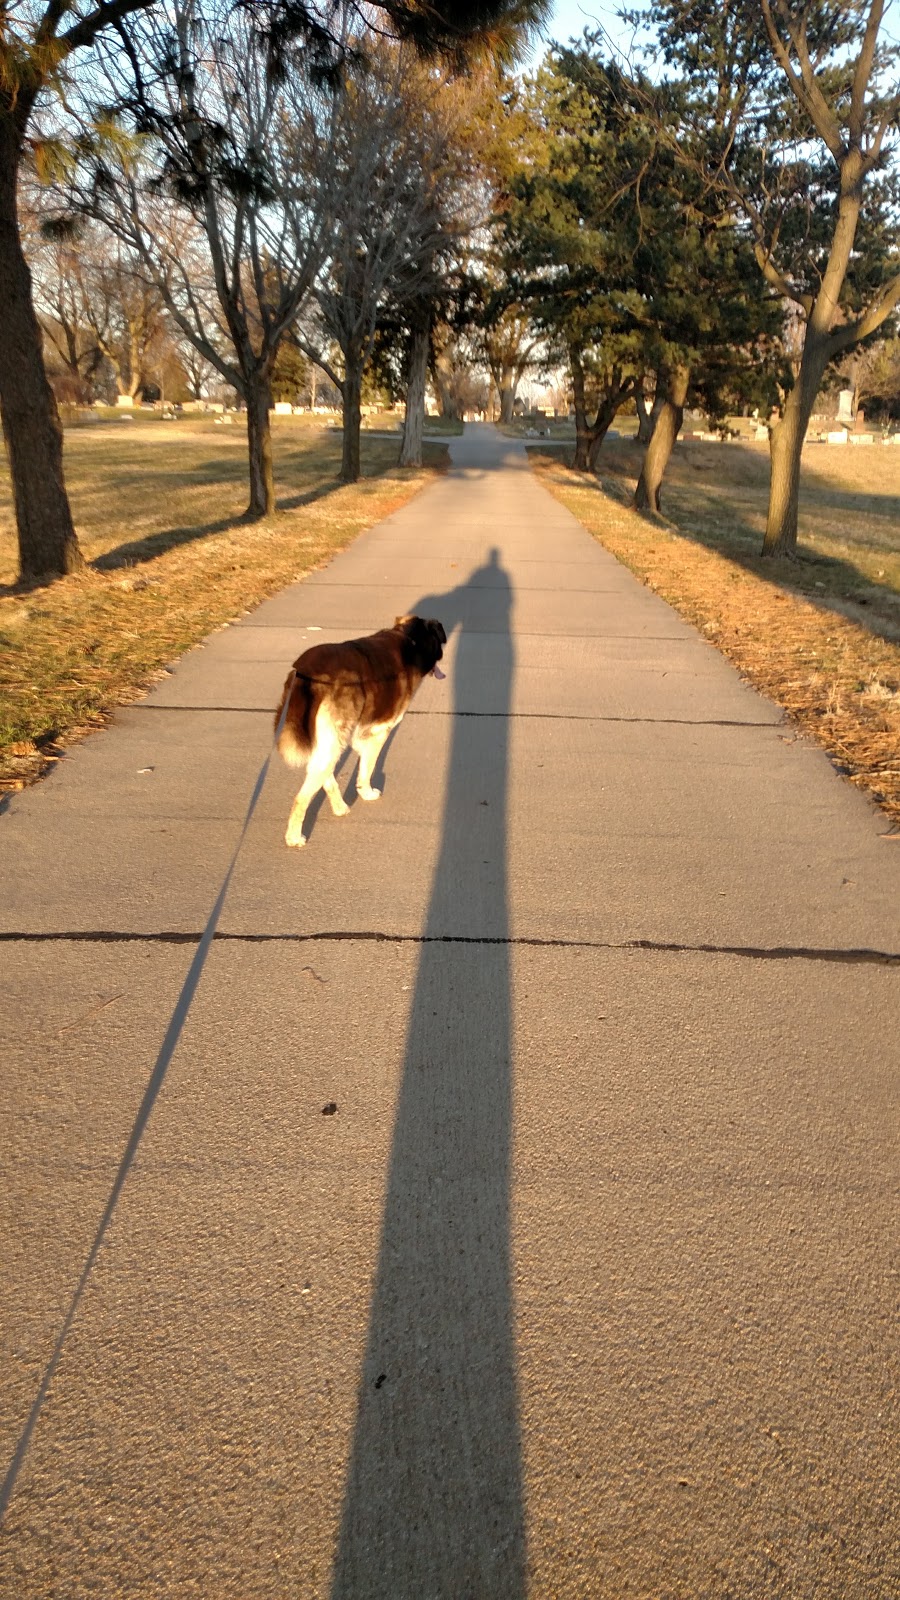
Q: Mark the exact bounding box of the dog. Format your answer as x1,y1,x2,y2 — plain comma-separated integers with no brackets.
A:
275,614,447,847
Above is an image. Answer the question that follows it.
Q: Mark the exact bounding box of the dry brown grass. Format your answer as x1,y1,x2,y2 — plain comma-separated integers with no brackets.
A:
528,435,900,830
0,415,447,791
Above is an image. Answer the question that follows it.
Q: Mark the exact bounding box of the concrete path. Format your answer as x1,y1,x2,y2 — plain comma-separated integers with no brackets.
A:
1,424,897,1598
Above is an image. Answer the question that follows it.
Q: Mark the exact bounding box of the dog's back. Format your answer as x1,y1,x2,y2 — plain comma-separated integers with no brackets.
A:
276,631,408,768
274,616,446,847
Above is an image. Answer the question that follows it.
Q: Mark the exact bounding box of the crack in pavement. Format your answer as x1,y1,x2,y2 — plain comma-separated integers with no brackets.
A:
130,706,779,728
1,930,897,964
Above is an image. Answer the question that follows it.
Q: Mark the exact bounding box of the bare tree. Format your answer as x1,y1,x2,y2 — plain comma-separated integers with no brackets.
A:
301,41,473,480
87,251,167,401
30,230,108,399
476,297,537,424
60,0,336,515
430,323,476,421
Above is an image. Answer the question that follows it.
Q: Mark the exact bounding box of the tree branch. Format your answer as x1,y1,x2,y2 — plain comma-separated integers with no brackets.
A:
753,242,814,314
60,0,156,55
827,269,900,354
760,0,845,161
849,0,884,143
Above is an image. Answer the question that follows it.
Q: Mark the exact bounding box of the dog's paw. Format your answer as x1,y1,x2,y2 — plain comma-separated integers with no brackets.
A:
357,784,382,802
330,796,351,818
285,825,308,848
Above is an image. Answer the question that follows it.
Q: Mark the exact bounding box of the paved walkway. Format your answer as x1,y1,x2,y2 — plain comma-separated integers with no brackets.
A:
1,425,897,1597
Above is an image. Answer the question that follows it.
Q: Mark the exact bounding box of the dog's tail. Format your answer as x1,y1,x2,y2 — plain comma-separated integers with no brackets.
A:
275,670,318,768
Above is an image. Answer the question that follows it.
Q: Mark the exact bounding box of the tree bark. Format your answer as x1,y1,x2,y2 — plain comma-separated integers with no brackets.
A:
571,349,635,471
636,384,663,445
633,365,690,514
762,331,830,556
635,388,650,443
498,378,516,425
570,350,591,471
245,372,275,517
760,166,865,556
341,360,363,483
431,358,459,423
400,325,428,468
586,389,630,472
0,124,83,582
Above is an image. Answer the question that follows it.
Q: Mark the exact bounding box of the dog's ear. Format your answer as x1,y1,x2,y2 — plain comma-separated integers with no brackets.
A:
428,619,447,646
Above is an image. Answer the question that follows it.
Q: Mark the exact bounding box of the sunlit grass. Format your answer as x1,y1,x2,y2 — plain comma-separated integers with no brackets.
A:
0,417,448,788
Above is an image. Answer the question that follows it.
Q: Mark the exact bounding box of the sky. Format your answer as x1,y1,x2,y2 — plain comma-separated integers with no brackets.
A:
536,0,899,60
535,0,650,61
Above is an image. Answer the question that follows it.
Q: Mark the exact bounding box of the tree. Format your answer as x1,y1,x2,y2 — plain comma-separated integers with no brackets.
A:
852,337,900,419
499,56,648,467
301,42,474,481
371,81,485,468
754,0,900,553
1,0,161,579
271,342,309,405
476,294,538,422
640,0,900,554
2,0,550,580
430,322,473,421
60,0,339,516
503,44,779,497
30,229,108,401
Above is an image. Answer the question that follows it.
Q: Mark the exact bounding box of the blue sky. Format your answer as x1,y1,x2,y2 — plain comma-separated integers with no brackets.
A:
539,0,900,57
537,0,649,58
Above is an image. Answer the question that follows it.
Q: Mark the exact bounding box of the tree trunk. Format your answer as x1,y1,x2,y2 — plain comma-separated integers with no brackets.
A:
341,360,363,483
570,350,591,471
762,331,830,557
636,385,663,445
245,372,275,517
635,388,650,443
399,325,428,468
0,124,83,582
586,388,630,472
633,365,690,514
431,354,459,422
761,165,865,555
498,378,516,426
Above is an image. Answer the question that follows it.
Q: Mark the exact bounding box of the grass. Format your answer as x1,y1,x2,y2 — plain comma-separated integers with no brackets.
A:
527,433,900,830
354,410,465,436
0,414,448,791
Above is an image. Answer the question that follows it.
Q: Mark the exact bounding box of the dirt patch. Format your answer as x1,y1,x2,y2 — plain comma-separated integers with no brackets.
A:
529,440,900,830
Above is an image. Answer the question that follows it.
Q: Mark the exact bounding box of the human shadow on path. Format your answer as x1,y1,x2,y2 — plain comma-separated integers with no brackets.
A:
330,548,525,1599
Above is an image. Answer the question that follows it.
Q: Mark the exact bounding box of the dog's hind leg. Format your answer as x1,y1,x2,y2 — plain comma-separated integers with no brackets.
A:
285,719,345,847
353,722,396,802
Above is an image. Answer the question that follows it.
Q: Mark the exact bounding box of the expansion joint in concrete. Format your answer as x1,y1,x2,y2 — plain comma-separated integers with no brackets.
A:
2,930,897,966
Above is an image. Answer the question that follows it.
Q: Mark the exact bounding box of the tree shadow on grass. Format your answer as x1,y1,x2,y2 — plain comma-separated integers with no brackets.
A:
91,480,347,571
89,440,436,572
530,440,900,649
329,548,525,1600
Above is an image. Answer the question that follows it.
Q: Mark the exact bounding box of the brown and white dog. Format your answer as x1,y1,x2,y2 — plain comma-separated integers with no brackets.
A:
275,614,447,847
